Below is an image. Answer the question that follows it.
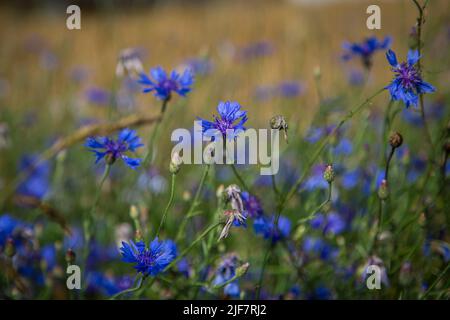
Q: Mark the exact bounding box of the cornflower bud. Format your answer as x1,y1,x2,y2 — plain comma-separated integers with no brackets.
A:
389,132,403,149
378,179,389,200
5,237,16,258
323,164,335,183
169,151,183,174
65,248,76,264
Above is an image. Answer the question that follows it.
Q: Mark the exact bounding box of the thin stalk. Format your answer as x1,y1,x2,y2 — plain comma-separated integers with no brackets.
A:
143,98,169,166
295,181,332,227
110,274,146,300
82,164,110,294
176,164,210,242
156,173,176,238
231,164,250,192
412,0,435,155
278,88,385,215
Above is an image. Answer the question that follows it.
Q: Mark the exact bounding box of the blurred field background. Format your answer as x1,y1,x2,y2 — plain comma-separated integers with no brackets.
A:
0,0,449,299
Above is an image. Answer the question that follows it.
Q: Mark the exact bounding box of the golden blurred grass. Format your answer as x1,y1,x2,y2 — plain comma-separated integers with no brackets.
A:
0,0,448,140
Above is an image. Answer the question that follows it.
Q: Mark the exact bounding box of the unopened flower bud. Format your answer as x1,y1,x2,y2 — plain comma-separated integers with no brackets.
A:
135,229,143,242
378,179,389,200
5,237,16,258
389,132,403,149
236,262,250,277
65,248,76,264
216,184,225,199
323,164,335,183
169,151,183,174
129,205,139,220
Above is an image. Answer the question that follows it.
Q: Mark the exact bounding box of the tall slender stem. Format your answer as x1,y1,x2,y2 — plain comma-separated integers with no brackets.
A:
230,164,250,192
156,173,176,238
176,165,210,242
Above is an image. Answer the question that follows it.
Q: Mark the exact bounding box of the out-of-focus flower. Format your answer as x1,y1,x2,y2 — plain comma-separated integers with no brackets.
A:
0,123,9,149
183,57,214,76
310,212,346,235
385,49,435,108
302,236,339,261
362,255,389,287
119,238,177,277
253,215,291,242
198,101,248,140
116,48,144,77
277,81,304,98
138,66,194,101
235,41,275,62
85,87,111,106
85,128,143,169
347,69,365,86
342,36,391,69
241,191,263,218
212,254,241,298
16,155,51,200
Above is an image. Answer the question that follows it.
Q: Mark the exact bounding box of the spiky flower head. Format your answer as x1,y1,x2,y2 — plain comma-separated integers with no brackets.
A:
138,66,194,101
198,101,248,140
85,128,143,170
385,49,435,108
119,238,176,277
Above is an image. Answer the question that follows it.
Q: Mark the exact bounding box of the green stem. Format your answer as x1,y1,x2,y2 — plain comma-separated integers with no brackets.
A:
295,181,332,227
420,262,449,299
231,163,250,192
176,165,210,242
110,274,146,300
278,88,385,215
143,98,169,166
82,164,110,293
156,173,176,238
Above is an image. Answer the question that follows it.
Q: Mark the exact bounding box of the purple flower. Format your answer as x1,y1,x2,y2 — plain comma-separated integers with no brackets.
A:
277,81,304,98
17,155,51,200
385,49,435,108
212,254,240,298
253,215,291,242
241,192,263,218
119,238,177,277
85,87,111,106
138,66,194,101
198,101,248,140
184,57,213,76
85,128,143,169
342,36,391,68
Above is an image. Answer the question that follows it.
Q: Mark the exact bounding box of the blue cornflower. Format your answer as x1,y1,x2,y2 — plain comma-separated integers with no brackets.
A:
85,87,111,106
253,215,291,242
385,49,436,108
17,155,51,200
277,81,304,98
184,57,214,76
241,191,263,218
342,36,391,68
138,66,194,101
198,101,248,140
302,236,339,261
120,238,176,277
212,254,241,298
85,128,143,169
310,212,346,235
0,214,22,246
